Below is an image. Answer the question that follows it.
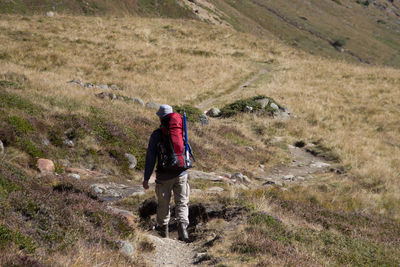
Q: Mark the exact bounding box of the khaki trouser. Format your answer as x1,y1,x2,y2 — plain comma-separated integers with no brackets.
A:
155,174,190,226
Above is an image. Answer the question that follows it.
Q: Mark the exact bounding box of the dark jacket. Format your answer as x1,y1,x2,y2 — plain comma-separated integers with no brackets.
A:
144,129,186,181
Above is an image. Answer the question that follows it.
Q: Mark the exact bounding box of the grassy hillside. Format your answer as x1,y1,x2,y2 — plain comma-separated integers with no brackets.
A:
1,13,400,265
0,0,195,18
200,0,400,68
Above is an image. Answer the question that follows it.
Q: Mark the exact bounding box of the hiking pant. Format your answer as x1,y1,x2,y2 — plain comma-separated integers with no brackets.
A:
155,174,190,226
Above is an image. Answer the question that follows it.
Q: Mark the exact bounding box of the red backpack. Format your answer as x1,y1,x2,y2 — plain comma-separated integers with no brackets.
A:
157,113,193,171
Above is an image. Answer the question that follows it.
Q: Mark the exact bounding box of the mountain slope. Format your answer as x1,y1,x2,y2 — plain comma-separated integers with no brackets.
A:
187,0,400,68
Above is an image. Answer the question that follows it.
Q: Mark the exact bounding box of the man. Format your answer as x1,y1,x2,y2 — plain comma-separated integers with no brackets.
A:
142,104,190,242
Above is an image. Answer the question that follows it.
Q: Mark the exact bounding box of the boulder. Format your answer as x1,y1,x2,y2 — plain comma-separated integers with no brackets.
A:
270,103,279,110
0,140,4,154
255,98,270,108
133,97,144,106
231,172,251,184
37,159,55,174
124,153,137,169
108,206,136,227
117,240,134,258
206,108,221,117
145,102,160,109
199,114,209,126
99,84,109,90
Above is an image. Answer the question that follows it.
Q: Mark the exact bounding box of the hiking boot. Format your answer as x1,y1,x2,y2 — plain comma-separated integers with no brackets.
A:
156,224,169,238
178,222,190,243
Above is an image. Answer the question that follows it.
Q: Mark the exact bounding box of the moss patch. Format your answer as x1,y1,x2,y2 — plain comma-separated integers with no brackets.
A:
220,95,282,117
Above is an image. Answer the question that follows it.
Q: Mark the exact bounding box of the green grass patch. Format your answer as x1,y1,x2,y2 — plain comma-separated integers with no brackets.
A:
0,80,22,89
173,104,203,123
220,95,281,117
0,91,41,115
0,224,36,253
7,115,34,135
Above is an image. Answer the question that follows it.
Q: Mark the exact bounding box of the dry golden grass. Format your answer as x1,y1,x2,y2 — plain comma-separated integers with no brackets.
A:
1,13,400,219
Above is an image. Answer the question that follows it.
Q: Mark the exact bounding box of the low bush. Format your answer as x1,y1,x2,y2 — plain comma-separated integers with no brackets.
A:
173,104,203,123
220,95,281,117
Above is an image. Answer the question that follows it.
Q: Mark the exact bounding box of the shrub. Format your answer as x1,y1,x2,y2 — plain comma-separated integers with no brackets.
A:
7,116,34,135
173,104,203,123
220,95,281,117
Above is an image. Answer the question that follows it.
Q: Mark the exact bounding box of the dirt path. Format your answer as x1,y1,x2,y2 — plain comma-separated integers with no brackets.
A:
196,67,270,111
142,234,197,267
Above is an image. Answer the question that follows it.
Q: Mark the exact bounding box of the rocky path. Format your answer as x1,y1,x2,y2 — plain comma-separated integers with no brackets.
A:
142,234,197,267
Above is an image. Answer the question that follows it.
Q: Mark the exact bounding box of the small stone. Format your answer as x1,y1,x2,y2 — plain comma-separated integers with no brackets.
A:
37,159,55,174
296,176,305,181
46,11,55,17
109,93,117,100
245,105,253,112
231,172,251,184
199,114,209,126
259,164,265,169
270,103,279,110
133,98,144,106
206,108,221,117
0,140,4,154
95,92,107,99
283,174,295,180
131,191,145,197
110,84,120,90
84,82,95,88
255,98,270,108
92,185,104,194
67,78,83,86
63,139,74,147
310,162,331,168
42,139,50,146
117,240,134,257
245,146,254,151
145,102,160,109
124,153,137,169
191,189,203,194
207,186,224,192
99,84,109,90
70,174,80,180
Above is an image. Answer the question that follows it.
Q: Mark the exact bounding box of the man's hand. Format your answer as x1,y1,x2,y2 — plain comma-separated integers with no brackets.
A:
142,180,149,190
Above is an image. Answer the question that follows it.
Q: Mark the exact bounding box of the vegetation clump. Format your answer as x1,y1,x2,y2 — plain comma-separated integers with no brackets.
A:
220,95,282,117
173,104,203,123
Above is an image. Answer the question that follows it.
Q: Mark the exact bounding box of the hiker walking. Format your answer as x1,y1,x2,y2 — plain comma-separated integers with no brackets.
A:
142,104,193,242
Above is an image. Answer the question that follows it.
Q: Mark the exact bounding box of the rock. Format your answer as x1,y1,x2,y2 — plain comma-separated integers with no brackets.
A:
259,164,265,169
70,173,80,179
133,97,144,106
245,105,253,112
0,140,4,154
206,108,221,117
245,146,254,151
263,179,283,187
84,82,95,88
92,185,104,194
145,102,160,109
63,139,74,147
283,174,295,181
131,191,145,197
270,103,279,110
231,172,251,184
117,240,134,258
110,84,121,90
199,114,209,126
108,206,136,227
37,159,55,174
255,98,270,108
310,162,331,168
296,176,305,181
207,187,224,193
191,189,203,194
188,170,222,181
95,92,116,100
42,138,50,146
124,153,137,169
46,11,55,17
99,84,109,90
275,111,291,120
67,78,83,86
